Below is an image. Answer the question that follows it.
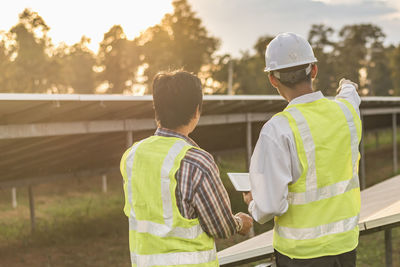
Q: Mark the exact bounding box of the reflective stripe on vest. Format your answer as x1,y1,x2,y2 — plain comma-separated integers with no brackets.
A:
275,99,360,241
276,214,359,240
131,246,217,266
122,137,217,266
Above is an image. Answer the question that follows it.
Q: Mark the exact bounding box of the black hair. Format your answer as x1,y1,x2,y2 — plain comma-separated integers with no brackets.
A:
152,70,203,129
271,64,313,88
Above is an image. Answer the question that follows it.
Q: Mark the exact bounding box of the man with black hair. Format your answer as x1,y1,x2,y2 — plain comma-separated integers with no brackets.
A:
243,33,362,267
120,70,253,266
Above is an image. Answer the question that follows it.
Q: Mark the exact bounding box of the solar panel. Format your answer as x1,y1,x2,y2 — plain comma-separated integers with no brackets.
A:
217,175,400,265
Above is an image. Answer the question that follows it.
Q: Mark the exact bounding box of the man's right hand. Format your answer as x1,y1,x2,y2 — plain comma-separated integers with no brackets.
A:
337,78,358,93
235,212,254,235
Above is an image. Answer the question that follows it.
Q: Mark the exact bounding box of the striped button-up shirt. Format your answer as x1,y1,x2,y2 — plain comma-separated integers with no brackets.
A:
155,128,239,239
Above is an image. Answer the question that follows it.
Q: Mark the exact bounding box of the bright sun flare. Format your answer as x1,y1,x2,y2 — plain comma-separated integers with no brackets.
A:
0,0,174,52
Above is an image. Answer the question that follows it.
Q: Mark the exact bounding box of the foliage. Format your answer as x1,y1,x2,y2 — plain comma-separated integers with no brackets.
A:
7,9,52,93
98,25,140,94
308,24,336,95
209,36,275,95
52,37,97,94
0,5,400,96
389,44,400,95
140,0,219,91
211,23,397,96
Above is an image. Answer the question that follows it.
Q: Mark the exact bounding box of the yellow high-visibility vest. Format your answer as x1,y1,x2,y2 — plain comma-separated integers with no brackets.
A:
120,136,218,266
273,98,362,259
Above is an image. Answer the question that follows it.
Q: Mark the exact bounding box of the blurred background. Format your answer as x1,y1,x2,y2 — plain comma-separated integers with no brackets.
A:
0,1,400,266
0,0,400,96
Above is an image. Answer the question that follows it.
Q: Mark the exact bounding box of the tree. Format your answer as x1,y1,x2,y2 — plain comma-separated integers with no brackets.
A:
334,24,385,90
367,43,392,95
388,44,400,95
52,37,97,94
209,35,276,95
234,51,272,94
98,25,140,94
140,0,219,90
308,24,336,95
9,8,52,93
0,32,14,92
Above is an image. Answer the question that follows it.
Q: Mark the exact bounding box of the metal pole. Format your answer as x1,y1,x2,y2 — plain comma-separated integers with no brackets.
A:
385,229,393,267
393,113,398,173
246,113,255,238
102,174,108,193
360,115,366,189
246,114,252,169
228,60,233,95
28,186,35,233
12,187,17,208
126,131,133,148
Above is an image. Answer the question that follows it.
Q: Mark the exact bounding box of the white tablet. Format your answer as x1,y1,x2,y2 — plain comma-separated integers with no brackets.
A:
227,172,250,192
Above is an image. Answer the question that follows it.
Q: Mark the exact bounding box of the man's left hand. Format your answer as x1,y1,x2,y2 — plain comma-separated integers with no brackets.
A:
243,192,253,205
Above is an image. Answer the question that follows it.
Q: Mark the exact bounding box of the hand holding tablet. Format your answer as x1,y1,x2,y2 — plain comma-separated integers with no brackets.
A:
227,172,250,192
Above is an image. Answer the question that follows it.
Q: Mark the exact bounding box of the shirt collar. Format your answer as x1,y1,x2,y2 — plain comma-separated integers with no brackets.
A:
155,128,198,147
287,91,325,106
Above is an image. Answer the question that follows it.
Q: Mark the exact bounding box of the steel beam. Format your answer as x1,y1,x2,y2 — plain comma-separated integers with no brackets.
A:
393,114,398,173
126,131,133,148
360,115,366,189
28,186,35,233
0,167,119,190
361,107,400,116
246,114,252,169
0,113,271,140
11,187,17,208
385,229,393,267
102,174,108,193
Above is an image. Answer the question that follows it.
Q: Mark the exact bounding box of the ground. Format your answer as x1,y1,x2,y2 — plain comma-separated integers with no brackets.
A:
0,130,399,267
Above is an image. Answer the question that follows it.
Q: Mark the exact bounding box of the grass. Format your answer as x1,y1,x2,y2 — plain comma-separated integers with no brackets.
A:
0,145,399,266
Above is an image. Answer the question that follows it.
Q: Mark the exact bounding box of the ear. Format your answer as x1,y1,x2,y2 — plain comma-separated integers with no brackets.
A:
311,64,318,79
268,74,279,89
194,105,201,120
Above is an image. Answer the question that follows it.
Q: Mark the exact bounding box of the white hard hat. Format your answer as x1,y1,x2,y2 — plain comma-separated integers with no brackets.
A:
264,32,317,72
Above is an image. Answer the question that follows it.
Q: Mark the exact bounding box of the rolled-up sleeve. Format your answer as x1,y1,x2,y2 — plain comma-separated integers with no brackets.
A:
192,154,240,239
336,84,361,117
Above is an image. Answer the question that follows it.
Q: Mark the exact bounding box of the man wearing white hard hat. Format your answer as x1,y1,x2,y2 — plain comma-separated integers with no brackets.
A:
243,32,362,266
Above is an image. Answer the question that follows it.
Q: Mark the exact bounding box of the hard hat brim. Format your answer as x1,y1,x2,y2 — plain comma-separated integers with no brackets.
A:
264,59,317,72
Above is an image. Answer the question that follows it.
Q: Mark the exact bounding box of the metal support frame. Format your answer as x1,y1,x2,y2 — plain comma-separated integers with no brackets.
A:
245,113,256,238
0,167,119,190
392,113,398,174
102,174,108,193
0,113,271,140
246,113,252,169
126,131,133,148
11,187,17,208
28,186,35,233
360,115,366,190
385,113,397,267
385,229,393,267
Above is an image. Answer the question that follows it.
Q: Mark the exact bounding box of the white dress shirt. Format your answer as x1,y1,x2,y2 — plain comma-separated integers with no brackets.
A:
248,84,361,224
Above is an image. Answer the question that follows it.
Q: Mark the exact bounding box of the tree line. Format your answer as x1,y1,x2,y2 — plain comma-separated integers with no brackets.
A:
1,0,400,96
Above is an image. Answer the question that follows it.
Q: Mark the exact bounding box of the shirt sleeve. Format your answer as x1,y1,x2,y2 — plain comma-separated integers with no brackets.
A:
335,84,361,118
192,153,240,239
248,121,294,224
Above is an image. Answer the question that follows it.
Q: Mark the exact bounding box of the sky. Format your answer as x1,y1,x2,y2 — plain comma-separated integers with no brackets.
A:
0,0,399,57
